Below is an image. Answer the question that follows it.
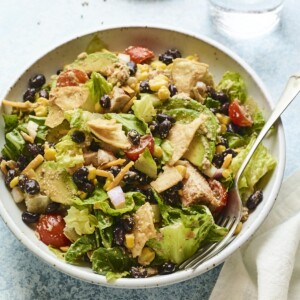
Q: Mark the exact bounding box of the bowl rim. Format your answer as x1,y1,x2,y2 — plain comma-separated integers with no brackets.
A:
0,24,286,288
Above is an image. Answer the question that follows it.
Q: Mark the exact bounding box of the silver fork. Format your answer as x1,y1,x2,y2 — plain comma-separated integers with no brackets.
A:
179,73,300,270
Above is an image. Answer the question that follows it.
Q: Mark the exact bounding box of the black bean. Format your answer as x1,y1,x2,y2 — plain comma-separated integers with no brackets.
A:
100,95,111,109
56,69,63,75
159,53,173,65
127,61,137,76
169,181,184,192
24,179,40,195
168,84,178,97
212,153,224,168
223,148,237,158
123,171,138,184
246,190,263,210
26,143,44,157
16,154,29,171
227,122,240,134
136,171,151,185
18,174,29,192
130,266,148,278
218,136,228,148
23,88,36,102
165,48,182,59
120,216,134,232
109,166,121,177
72,167,89,184
158,119,172,139
158,262,177,275
156,113,176,124
113,226,125,246
127,129,140,145
207,86,228,103
5,169,18,187
39,89,49,99
221,102,230,115
162,189,181,206
148,120,159,134
29,74,46,89
96,175,106,184
22,212,40,224
71,130,85,143
45,202,60,214
142,188,156,204
78,181,95,194
139,80,151,93
89,140,100,151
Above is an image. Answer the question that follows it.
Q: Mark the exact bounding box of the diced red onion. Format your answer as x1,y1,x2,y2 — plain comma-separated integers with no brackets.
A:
118,53,131,63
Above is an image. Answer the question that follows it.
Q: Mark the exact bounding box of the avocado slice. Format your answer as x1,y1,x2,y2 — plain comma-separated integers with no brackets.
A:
66,52,119,76
34,161,77,205
183,134,215,169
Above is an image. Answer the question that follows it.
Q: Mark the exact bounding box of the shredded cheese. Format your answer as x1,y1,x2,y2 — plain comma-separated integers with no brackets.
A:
2,100,37,110
22,154,44,175
20,131,34,143
101,158,126,169
106,161,134,191
95,169,114,181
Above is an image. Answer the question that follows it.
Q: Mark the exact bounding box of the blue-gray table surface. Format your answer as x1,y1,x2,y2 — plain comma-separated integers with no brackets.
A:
0,0,299,299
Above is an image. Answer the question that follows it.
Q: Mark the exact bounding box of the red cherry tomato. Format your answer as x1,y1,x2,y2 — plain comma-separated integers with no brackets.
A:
124,46,155,64
228,100,253,127
125,135,155,161
36,213,70,248
56,69,89,87
208,179,228,213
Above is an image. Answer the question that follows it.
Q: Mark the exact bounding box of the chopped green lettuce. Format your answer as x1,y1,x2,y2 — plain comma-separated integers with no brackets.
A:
160,140,174,164
94,209,114,248
95,191,146,216
105,113,148,135
64,206,98,235
2,129,25,160
83,71,112,111
229,136,276,199
91,247,136,276
217,71,247,102
72,187,108,206
3,114,18,133
147,205,227,264
132,94,156,123
65,234,97,263
55,134,84,168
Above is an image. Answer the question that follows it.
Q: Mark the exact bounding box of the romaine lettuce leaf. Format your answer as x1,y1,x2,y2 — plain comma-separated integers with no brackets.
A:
3,114,18,133
132,94,156,123
160,140,174,164
229,136,276,199
91,247,136,275
217,71,247,102
64,206,98,235
72,187,108,206
55,134,84,168
94,209,114,248
2,129,25,160
105,113,148,135
65,234,97,263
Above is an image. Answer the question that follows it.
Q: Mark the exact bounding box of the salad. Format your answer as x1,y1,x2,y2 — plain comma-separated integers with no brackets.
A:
0,38,276,281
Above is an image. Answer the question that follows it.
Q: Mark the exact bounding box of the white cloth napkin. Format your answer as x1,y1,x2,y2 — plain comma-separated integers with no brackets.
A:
209,168,300,300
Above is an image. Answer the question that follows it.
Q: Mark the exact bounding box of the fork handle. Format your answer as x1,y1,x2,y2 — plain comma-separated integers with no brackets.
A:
235,74,300,183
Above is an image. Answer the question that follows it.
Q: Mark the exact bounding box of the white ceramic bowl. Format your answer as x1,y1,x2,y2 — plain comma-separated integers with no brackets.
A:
0,26,285,288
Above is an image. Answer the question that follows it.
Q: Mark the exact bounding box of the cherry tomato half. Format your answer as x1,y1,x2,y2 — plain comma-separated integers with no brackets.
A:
208,179,228,213
36,213,70,248
56,69,89,87
228,100,253,127
125,135,155,161
124,46,155,64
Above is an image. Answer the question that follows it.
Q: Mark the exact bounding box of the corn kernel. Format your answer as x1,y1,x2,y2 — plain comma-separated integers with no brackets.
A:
234,222,243,235
176,165,187,178
60,246,70,252
137,64,150,72
222,154,233,169
34,105,48,117
153,145,163,158
88,166,97,180
78,191,87,200
138,247,155,266
216,113,230,125
94,101,104,113
0,160,7,175
149,75,169,92
220,124,227,134
9,176,19,189
222,169,232,179
216,145,226,154
125,233,135,249
150,60,167,70
158,86,171,101
44,148,57,161
137,71,149,81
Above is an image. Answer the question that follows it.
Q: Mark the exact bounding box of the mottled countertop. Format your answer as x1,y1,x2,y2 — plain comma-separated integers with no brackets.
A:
1,0,300,299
